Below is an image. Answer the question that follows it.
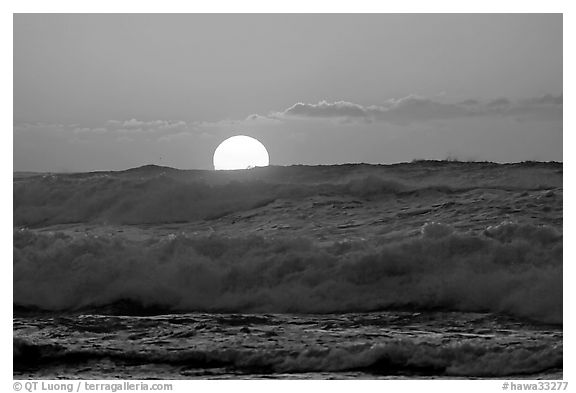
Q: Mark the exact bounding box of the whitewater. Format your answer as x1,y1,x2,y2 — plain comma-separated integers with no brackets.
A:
13,161,562,379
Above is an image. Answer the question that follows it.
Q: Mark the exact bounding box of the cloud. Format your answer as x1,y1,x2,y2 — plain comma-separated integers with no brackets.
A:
14,122,71,133
270,94,562,124
73,127,107,134
14,119,194,145
244,114,283,124
107,119,188,133
505,95,563,121
369,96,470,124
13,94,561,149
283,101,368,119
521,94,562,106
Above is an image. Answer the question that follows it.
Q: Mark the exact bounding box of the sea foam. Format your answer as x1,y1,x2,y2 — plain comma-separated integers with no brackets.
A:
14,222,562,323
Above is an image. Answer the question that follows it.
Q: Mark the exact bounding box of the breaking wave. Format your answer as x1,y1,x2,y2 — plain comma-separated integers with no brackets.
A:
13,337,562,377
13,170,518,226
14,222,562,324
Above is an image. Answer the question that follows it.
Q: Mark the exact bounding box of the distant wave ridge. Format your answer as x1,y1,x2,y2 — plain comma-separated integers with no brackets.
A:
14,172,553,226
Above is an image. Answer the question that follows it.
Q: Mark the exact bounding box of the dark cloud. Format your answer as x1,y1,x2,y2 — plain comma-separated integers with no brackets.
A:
369,96,471,124
489,95,562,121
521,94,562,106
275,95,562,124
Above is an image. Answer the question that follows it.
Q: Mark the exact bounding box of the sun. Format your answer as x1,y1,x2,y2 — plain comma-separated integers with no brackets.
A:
213,135,270,170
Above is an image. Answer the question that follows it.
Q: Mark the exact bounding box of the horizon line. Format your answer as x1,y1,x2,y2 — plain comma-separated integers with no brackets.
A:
13,159,563,175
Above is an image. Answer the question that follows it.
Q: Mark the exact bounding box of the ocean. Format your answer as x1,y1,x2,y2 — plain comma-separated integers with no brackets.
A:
13,161,563,379
14,311,562,379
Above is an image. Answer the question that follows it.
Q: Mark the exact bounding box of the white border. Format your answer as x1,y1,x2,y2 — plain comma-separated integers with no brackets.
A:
4,1,572,389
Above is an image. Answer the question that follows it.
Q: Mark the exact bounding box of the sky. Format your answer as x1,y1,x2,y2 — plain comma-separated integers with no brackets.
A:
13,13,562,172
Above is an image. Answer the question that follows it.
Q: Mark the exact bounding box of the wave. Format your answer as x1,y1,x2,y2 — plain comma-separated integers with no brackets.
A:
12,171,441,226
14,163,560,226
13,337,562,377
13,222,562,323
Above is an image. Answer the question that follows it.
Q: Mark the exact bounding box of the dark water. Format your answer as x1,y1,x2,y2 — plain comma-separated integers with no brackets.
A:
13,163,563,379
14,311,562,379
